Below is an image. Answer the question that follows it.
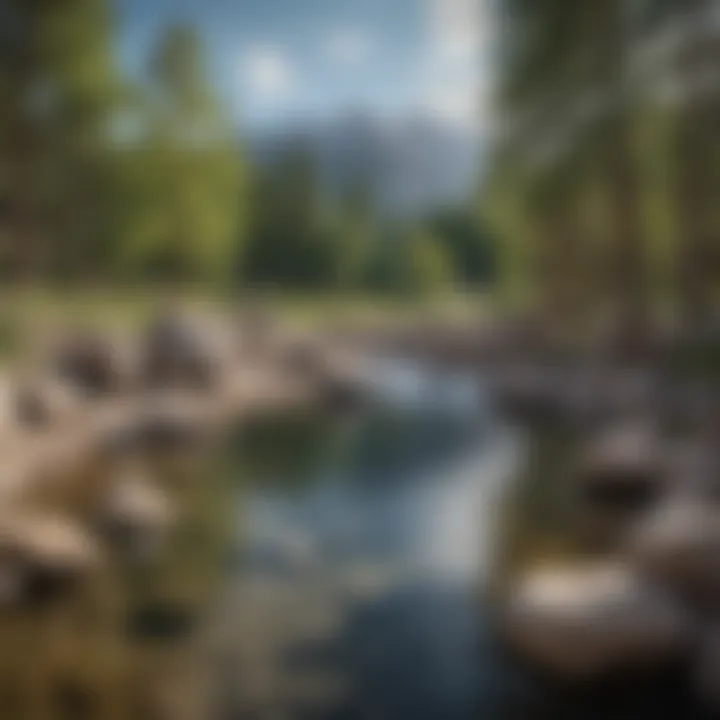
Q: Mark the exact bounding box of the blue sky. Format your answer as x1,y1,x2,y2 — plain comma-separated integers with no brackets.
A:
115,0,489,133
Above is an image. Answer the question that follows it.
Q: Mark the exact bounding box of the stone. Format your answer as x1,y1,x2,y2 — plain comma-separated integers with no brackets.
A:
577,423,666,517
504,562,690,677
693,621,720,710
631,499,720,600
143,310,231,390
14,377,80,429
98,465,175,560
0,511,101,604
490,363,563,424
52,330,136,396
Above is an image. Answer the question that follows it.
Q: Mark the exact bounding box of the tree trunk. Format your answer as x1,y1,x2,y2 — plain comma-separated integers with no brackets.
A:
674,0,719,328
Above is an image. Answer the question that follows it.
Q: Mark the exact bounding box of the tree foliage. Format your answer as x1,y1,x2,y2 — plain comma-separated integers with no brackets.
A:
0,2,492,296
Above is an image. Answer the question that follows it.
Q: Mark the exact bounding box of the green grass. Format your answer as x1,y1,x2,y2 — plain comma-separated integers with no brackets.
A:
0,286,490,361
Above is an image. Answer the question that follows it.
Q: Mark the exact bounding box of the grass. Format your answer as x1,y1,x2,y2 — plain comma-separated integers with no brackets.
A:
0,285,490,361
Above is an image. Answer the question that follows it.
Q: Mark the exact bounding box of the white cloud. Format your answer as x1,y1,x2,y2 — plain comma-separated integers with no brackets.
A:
324,28,372,65
430,0,481,65
422,86,478,126
419,0,491,129
242,45,295,96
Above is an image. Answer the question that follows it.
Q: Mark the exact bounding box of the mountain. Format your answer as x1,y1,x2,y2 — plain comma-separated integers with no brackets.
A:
247,113,480,217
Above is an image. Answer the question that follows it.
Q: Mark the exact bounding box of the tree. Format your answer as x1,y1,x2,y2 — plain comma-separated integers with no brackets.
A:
360,224,453,297
489,0,659,338
428,208,497,287
0,0,121,278
116,25,246,283
241,145,341,289
407,228,454,296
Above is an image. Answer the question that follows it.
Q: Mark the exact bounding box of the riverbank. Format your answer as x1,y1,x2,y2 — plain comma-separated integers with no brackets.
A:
0,298,719,715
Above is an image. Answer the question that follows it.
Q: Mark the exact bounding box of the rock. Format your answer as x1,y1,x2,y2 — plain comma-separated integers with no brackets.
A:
52,330,136,396
490,363,563,424
143,310,231,390
0,375,19,434
656,382,716,437
14,377,81,429
122,399,208,453
280,338,364,412
631,499,720,600
504,563,690,677
693,622,720,710
576,423,666,519
0,511,101,604
98,466,175,560
237,298,276,358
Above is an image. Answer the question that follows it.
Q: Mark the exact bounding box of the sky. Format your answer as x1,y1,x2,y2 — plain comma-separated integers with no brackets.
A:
115,0,490,134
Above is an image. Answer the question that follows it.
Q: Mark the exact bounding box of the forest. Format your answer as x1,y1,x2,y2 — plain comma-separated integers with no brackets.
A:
486,0,720,334
0,0,494,297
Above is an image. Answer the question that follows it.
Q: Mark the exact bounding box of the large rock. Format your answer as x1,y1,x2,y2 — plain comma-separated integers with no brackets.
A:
98,466,175,560
51,330,136,396
504,563,690,677
490,363,564,424
143,310,232,390
631,499,720,600
280,338,364,411
576,423,667,520
0,511,101,604
693,622,720,710
14,376,81,429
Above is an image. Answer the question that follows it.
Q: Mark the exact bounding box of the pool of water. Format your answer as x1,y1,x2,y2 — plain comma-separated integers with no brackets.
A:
202,364,516,718
0,361,705,719
205,361,709,720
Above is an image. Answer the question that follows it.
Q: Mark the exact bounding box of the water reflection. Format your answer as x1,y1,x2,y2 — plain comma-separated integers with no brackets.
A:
216,366,518,719
0,360,706,718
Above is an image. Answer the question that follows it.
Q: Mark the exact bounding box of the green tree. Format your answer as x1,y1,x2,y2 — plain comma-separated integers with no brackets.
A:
242,145,340,289
0,0,121,278
360,224,453,297
116,25,246,282
428,209,496,287
407,228,454,296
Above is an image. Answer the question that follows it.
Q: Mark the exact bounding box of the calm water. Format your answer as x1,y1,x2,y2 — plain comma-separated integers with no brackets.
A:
0,362,705,719
207,361,708,720
213,362,522,719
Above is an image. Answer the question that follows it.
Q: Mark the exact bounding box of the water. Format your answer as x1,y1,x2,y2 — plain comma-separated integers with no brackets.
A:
206,360,710,720
207,363,524,719
0,361,705,718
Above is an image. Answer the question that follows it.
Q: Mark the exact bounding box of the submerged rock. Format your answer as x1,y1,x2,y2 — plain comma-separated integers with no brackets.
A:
504,563,690,677
98,466,175,561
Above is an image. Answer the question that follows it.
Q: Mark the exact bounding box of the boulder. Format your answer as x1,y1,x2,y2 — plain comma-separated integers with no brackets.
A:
490,363,564,424
14,377,81,429
281,339,363,411
114,398,207,454
98,466,175,560
631,499,720,600
693,622,720,710
576,423,666,517
142,310,231,390
0,511,101,604
51,330,136,396
237,298,276,358
504,563,690,677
